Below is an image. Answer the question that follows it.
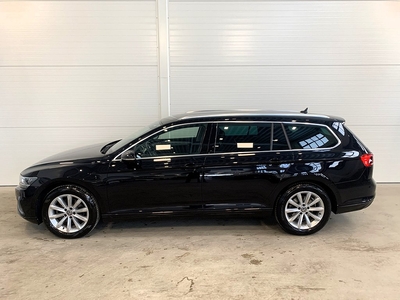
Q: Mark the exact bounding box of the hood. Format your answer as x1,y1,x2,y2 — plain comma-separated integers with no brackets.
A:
33,142,107,166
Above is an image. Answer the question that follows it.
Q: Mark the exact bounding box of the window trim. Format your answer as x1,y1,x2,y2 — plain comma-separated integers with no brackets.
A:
270,123,274,151
113,121,341,161
212,121,340,154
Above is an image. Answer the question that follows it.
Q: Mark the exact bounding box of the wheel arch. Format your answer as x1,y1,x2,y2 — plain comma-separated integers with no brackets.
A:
35,179,104,223
271,176,340,214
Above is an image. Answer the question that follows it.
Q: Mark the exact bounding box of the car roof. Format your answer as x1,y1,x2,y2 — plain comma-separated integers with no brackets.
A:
164,109,345,123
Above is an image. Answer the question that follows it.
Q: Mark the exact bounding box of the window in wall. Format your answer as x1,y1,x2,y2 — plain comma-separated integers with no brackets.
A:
135,124,207,157
215,123,272,153
283,124,338,149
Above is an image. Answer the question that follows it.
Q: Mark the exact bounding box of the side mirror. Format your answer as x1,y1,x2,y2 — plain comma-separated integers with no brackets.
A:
121,150,137,163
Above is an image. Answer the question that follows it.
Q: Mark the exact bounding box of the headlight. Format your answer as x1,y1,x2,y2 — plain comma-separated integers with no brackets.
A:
19,175,37,189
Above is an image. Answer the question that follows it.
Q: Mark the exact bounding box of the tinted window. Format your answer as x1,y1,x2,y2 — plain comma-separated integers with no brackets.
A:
284,124,338,149
107,120,161,154
273,123,290,150
135,124,207,157
215,123,271,153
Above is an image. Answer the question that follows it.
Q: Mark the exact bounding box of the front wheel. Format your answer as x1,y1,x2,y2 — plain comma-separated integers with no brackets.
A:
42,185,100,239
275,184,331,235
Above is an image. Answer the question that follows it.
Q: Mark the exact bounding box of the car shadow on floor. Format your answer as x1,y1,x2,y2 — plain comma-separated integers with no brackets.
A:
22,213,355,239
95,216,280,236
93,213,358,238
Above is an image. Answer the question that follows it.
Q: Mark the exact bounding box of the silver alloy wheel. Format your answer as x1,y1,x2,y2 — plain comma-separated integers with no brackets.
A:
48,194,89,233
284,191,325,230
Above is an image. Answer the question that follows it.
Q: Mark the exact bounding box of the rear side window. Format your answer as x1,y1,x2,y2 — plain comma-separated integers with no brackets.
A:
273,123,290,150
215,123,272,153
284,124,338,149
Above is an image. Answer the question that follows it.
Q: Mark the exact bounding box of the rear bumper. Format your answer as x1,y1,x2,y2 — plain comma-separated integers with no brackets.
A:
334,178,376,214
335,195,375,214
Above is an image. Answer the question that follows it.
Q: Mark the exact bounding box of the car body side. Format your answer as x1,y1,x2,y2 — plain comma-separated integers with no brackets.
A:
16,113,376,225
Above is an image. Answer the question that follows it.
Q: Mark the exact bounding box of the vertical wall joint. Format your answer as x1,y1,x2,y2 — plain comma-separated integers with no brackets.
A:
157,0,171,117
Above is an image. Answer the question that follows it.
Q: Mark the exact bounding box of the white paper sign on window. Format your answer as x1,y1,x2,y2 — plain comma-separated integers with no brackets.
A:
237,143,253,149
156,144,171,151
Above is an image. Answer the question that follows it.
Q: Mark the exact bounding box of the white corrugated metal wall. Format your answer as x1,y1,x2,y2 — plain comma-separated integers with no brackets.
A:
0,0,399,183
169,0,400,182
0,1,159,184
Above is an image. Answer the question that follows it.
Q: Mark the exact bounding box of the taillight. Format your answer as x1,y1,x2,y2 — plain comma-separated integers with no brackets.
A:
361,153,373,167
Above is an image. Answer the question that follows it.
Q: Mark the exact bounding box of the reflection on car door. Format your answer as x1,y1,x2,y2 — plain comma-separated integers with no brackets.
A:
202,122,293,208
106,123,210,213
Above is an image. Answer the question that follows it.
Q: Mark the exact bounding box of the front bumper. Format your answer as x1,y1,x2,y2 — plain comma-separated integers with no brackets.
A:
15,186,40,223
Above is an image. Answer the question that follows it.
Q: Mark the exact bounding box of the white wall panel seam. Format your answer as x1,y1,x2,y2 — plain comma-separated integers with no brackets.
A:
0,1,159,184
157,0,171,117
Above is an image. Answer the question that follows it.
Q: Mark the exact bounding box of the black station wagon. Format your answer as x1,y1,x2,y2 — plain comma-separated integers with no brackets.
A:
16,110,376,238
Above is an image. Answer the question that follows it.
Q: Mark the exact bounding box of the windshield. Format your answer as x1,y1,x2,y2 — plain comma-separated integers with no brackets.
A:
106,120,161,154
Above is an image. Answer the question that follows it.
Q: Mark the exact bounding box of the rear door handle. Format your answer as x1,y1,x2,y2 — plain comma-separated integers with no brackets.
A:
184,163,197,168
269,158,280,163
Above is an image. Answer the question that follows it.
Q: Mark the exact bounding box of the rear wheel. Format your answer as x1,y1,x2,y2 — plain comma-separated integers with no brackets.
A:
42,185,100,239
275,184,331,235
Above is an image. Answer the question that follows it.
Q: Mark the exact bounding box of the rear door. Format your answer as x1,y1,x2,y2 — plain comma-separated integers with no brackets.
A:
202,122,293,208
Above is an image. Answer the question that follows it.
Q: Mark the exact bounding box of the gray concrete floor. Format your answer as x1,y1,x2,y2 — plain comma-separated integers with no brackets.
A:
1,184,400,299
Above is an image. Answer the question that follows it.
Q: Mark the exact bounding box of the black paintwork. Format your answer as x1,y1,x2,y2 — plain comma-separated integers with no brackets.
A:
15,110,375,224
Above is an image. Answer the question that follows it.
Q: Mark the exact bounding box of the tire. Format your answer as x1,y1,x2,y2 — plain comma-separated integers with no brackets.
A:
275,184,331,235
42,185,100,239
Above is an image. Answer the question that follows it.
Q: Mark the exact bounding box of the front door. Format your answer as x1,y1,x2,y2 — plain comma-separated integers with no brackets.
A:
106,123,210,213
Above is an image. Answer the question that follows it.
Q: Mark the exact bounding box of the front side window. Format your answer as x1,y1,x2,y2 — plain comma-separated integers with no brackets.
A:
284,124,338,149
135,124,207,158
215,123,272,153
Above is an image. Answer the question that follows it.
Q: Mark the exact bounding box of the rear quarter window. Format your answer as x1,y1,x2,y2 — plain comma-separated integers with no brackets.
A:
284,124,338,149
